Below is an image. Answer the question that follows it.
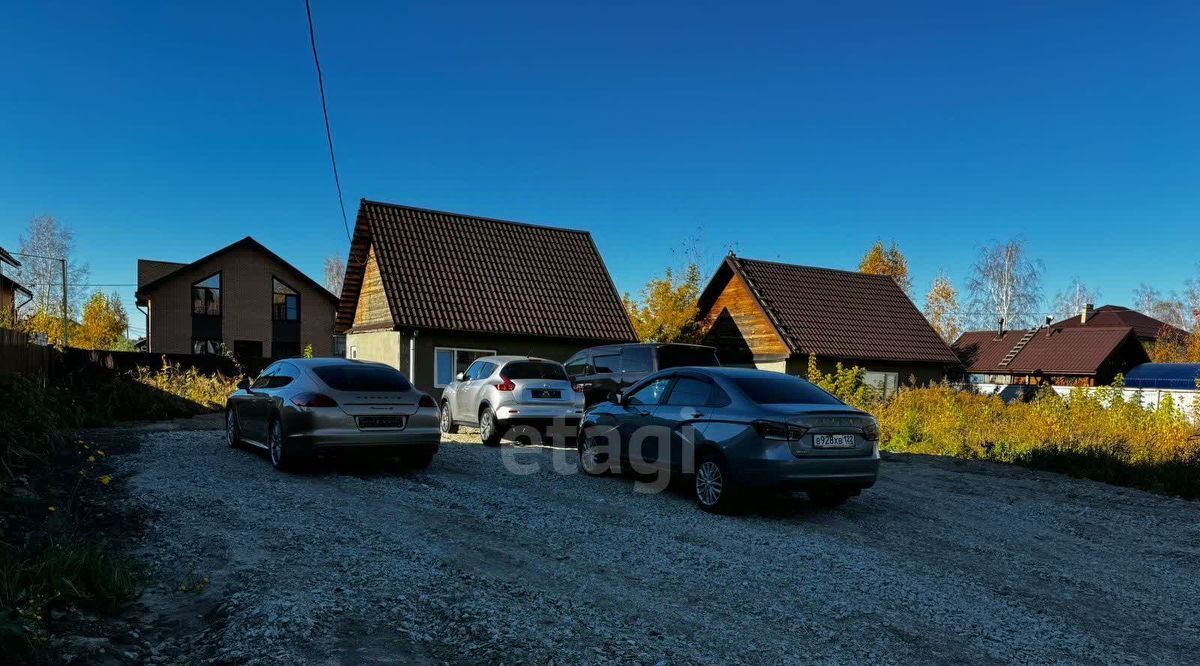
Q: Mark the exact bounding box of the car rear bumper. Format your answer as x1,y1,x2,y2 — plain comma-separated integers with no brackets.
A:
282,407,441,454
494,404,584,423
732,454,880,490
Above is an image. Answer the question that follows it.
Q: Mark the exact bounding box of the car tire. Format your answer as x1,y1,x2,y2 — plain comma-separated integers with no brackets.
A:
577,431,609,476
694,452,735,513
439,402,458,435
808,489,854,508
479,408,503,447
268,417,300,471
226,408,243,448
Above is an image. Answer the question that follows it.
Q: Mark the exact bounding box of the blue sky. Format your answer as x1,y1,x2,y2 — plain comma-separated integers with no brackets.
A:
3,1,1198,338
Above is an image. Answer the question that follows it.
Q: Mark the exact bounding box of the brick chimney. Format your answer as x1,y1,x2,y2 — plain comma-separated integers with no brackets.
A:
1080,303,1094,324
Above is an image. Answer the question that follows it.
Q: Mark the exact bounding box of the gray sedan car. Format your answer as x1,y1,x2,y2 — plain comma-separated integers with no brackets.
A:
225,358,440,470
439,356,585,446
577,367,880,511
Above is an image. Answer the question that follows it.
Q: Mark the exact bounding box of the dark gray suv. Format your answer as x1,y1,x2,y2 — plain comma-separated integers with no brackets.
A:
577,367,880,512
564,343,720,407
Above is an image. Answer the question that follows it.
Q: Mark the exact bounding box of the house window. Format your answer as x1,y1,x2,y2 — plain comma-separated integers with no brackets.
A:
863,371,900,398
350,346,357,359
434,347,496,387
192,273,221,316
192,338,222,355
272,278,299,321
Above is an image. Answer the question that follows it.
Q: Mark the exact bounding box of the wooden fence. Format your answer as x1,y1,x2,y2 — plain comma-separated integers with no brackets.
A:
0,327,56,379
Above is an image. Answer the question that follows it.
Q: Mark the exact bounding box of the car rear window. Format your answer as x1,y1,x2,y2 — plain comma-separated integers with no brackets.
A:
502,361,568,380
657,345,720,369
313,365,412,392
729,375,843,405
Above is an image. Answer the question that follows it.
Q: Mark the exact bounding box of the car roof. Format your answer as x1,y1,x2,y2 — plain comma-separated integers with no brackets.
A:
650,366,808,381
578,342,716,354
477,355,561,365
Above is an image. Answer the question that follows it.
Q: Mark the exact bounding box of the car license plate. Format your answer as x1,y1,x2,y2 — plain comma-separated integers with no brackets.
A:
357,416,407,429
532,389,561,399
813,434,855,449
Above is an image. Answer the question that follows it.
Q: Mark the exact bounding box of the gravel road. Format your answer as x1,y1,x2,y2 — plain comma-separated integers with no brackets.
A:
111,424,1200,664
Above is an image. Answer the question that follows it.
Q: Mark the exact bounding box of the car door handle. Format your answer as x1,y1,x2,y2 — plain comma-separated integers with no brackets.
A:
685,410,704,418
635,409,651,416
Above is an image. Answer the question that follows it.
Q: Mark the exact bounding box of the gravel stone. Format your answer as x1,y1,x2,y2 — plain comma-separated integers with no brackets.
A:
112,427,1200,664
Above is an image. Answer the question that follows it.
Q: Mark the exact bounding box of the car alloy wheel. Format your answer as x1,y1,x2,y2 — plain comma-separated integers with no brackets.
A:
480,409,498,446
440,405,453,433
695,460,724,508
578,436,605,475
226,409,239,448
269,420,284,468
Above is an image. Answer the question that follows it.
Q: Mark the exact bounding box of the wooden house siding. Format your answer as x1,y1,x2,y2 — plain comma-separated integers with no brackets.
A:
698,271,790,363
352,245,391,329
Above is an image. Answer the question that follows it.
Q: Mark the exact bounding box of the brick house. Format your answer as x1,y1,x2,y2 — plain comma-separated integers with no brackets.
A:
135,237,338,358
695,254,962,391
335,200,636,395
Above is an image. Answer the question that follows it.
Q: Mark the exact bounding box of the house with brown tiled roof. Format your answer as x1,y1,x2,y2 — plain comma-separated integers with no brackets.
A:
695,254,962,391
1050,304,1187,343
335,200,636,395
135,237,339,359
952,324,1149,386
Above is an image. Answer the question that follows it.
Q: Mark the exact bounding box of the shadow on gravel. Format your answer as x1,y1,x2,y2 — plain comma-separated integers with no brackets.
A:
618,469,857,519
230,446,432,480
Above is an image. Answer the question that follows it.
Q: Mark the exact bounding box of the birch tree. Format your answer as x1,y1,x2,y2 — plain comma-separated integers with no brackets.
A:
965,240,1043,329
1052,277,1100,319
323,255,346,295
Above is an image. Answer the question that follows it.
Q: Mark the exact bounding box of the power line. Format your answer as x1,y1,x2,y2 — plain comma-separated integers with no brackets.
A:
304,0,351,243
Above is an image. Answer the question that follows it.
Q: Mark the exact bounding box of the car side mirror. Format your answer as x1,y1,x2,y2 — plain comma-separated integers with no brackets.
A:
237,377,252,391
455,372,467,382
609,391,624,405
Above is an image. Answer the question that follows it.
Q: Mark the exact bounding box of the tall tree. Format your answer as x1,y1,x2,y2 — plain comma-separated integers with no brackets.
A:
1133,284,1191,331
858,240,911,294
622,263,702,343
75,291,129,350
965,239,1043,329
323,255,346,296
1052,277,1100,319
14,215,90,336
923,271,962,342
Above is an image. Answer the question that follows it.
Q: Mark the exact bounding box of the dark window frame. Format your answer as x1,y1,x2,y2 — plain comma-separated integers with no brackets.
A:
662,375,716,407
191,337,222,355
192,271,222,317
272,276,301,322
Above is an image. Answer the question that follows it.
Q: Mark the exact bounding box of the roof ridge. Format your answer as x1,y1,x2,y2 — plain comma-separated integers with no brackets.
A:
360,199,592,236
733,254,895,279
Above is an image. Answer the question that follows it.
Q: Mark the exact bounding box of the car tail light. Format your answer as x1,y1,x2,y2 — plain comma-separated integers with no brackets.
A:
753,420,809,441
496,375,515,392
291,392,338,408
862,418,879,441
418,394,436,408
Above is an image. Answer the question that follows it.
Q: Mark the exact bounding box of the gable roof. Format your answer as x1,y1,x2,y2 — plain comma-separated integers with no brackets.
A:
1,274,32,300
1050,305,1188,340
336,200,636,342
135,237,338,303
953,326,1143,375
698,254,960,365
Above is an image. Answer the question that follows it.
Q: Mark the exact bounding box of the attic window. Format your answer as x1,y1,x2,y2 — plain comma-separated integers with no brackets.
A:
192,273,221,316
273,278,299,321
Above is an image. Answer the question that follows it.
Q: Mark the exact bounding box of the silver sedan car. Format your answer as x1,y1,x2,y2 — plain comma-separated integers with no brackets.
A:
225,358,440,470
578,367,880,512
439,356,585,446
